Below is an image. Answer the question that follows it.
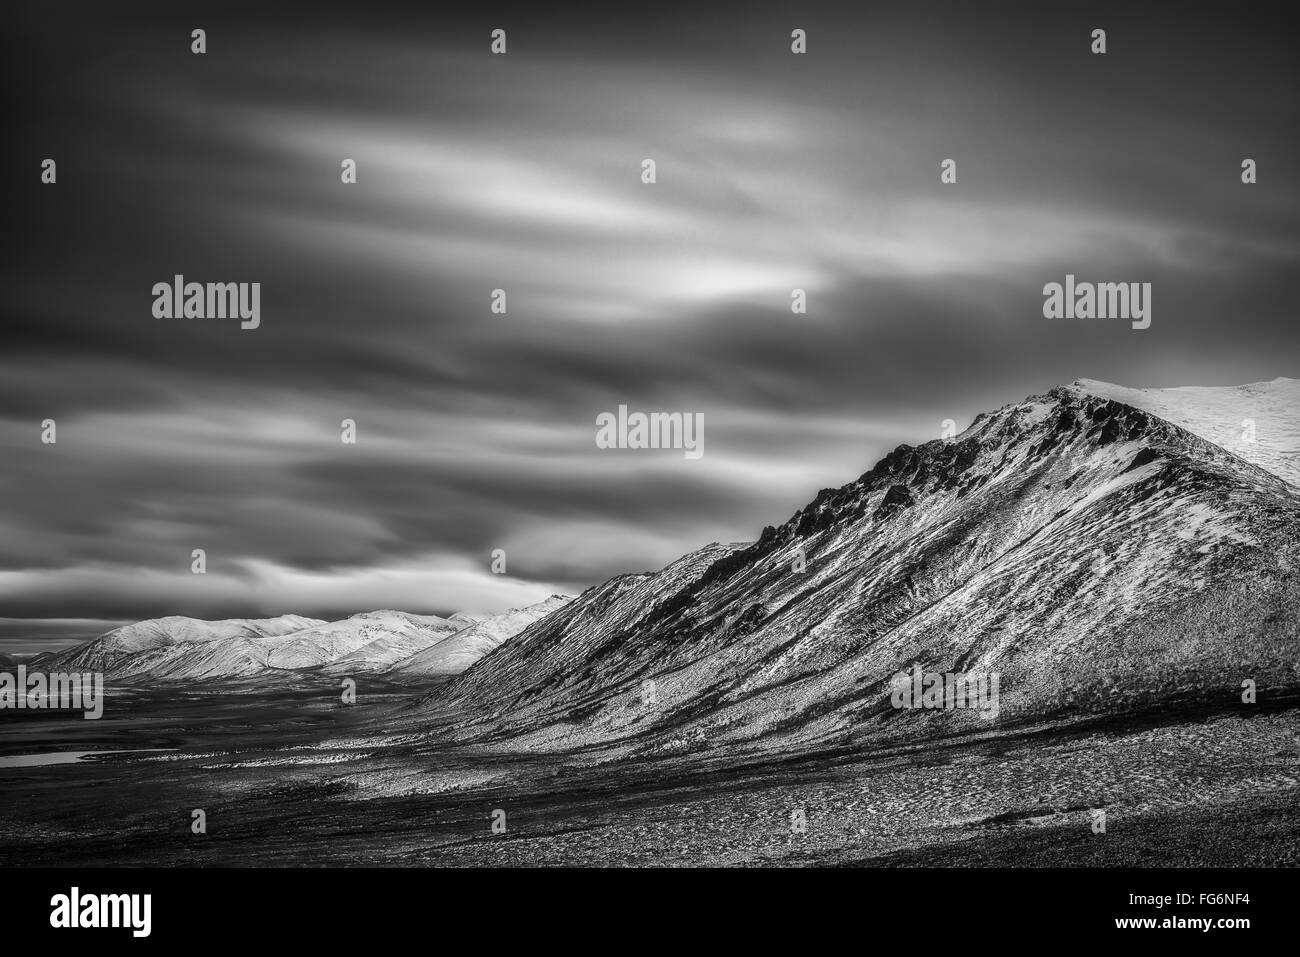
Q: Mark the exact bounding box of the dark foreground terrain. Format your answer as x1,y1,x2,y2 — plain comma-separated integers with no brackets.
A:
2,681,1298,867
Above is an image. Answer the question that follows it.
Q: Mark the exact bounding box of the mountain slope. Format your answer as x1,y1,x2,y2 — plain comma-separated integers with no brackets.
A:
260,610,456,672
50,615,326,677
43,600,575,682
45,610,460,680
432,381,1300,759
1072,377,1300,488
387,596,572,678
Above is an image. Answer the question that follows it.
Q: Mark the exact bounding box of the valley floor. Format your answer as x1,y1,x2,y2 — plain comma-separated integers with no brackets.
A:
2,683,1298,866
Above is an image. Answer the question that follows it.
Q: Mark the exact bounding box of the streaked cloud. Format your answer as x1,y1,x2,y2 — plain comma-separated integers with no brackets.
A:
3,1,1297,645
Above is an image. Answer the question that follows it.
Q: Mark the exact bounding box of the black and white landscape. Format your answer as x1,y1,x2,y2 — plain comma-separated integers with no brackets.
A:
3,377,1299,866
3,2,1300,871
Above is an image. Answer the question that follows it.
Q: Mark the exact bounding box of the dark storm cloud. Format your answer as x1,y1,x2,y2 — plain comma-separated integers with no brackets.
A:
2,1,1297,642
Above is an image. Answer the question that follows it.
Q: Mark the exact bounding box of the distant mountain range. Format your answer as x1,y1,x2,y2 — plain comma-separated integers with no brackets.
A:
386,597,571,678
429,378,1300,759
37,598,572,681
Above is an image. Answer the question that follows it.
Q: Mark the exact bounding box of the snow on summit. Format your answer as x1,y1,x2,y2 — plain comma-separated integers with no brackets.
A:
1071,377,1300,488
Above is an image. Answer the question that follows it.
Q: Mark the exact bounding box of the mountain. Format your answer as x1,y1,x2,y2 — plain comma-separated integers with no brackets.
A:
387,596,572,678
259,610,455,672
42,600,574,682
316,612,464,674
50,615,327,678
431,379,1300,759
1073,377,1300,488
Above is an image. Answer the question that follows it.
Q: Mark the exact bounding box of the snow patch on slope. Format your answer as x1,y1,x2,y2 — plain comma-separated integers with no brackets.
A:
1072,377,1300,488
388,596,572,678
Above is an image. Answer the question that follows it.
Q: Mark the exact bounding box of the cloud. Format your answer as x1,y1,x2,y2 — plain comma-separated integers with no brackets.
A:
3,1,1298,645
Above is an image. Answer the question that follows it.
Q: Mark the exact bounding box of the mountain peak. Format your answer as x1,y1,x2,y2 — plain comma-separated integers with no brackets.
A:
1065,377,1299,487
436,377,1300,756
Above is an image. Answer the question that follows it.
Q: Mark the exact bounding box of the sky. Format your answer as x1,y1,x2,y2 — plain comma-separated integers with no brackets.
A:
2,1,1297,650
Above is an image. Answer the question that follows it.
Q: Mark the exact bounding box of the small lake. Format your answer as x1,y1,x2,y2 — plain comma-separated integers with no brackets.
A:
0,749,175,769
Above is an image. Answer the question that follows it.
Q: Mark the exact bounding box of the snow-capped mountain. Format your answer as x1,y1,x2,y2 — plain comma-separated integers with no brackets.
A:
43,600,574,682
433,379,1300,758
263,610,457,672
50,614,327,677
387,596,572,678
316,612,464,674
1072,377,1299,488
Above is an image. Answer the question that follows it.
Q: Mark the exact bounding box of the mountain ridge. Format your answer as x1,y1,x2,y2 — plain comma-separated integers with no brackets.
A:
427,379,1300,760
41,598,574,682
